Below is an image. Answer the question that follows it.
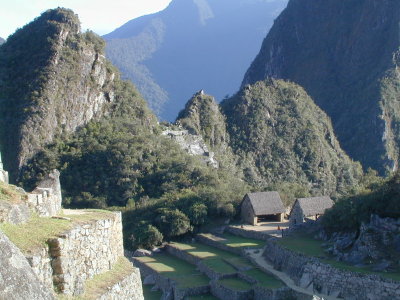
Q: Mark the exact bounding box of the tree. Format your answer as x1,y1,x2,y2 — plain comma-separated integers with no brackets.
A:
187,202,208,226
131,222,163,249
155,208,191,238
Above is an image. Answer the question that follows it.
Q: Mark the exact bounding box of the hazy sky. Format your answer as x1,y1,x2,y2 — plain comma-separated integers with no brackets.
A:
0,0,173,39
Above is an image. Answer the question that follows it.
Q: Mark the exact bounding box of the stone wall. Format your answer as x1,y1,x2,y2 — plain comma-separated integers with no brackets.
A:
165,244,201,265
27,169,62,217
263,239,400,299
97,268,144,300
48,212,124,295
225,226,271,241
241,195,257,225
210,279,253,300
25,247,54,290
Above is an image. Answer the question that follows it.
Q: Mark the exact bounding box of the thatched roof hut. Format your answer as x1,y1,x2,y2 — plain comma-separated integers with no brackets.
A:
289,196,334,227
241,192,285,225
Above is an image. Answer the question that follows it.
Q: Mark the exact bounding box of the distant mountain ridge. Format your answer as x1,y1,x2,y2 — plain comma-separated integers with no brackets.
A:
0,37,4,45
104,0,288,120
242,0,400,174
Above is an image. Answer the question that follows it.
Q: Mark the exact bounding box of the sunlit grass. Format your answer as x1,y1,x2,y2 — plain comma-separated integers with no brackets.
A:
136,254,209,288
218,278,252,291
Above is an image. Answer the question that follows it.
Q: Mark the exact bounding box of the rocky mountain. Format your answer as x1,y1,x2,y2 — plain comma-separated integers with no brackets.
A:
0,8,155,180
104,0,288,120
0,37,4,45
221,79,362,196
242,0,400,174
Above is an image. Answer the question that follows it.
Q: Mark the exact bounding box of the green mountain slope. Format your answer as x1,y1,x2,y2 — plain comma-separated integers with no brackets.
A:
221,79,363,196
0,9,152,180
242,0,400,174
104,0,288,120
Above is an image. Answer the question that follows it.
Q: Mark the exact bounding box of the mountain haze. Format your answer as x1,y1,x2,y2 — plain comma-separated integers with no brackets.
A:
243,0,400,174
0,37,4,45
104,0,288,120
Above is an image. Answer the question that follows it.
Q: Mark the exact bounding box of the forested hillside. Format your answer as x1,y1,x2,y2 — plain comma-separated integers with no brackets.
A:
104,0,288,120
243,0,400,174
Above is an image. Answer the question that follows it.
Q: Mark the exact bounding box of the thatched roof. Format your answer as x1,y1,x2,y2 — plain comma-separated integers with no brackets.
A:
294,196,334,216
245,192,285,215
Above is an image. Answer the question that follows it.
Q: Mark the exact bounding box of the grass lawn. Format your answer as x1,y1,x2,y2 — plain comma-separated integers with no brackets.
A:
0,209,115,253
244,268,284,289
220,233,265,249
0,182,25,203
203,258,236,274
277,233,400,281
218,278,252,291
135,254,210,288
187,294,220,300
170,242,252,271
142,284,162,300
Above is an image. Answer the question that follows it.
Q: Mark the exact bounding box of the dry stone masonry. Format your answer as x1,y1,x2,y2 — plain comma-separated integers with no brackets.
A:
263,238,400,299
0,164,144,300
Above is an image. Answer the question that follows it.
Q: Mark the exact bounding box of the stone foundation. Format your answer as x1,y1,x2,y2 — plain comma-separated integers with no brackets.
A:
263,239,400,299
48,212,124,295
97,267,144,300
210,279,253,300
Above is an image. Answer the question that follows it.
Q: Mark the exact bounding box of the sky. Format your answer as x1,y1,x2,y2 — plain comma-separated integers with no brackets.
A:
0,0,173,39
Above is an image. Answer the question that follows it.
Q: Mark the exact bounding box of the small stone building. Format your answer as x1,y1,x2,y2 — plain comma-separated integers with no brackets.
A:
289,196,334,227
241,192,285,225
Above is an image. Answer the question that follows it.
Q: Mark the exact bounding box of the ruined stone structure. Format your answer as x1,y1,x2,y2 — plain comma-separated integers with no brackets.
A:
241,192,285,225
263,238,400,299
27,169,62,217
162,128,219,168
0,165,144,299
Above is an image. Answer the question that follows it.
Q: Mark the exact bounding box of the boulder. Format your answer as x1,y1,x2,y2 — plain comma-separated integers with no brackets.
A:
0,230,54,299
133,249,152,257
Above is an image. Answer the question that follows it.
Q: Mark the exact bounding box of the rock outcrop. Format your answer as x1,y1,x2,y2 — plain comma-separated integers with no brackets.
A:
0,9,117,180
242,0,400,174
221,79,362,194
0,152,9,184
0,230,54,300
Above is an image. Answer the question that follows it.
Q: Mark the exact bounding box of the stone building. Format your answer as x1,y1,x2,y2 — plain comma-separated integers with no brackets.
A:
241,192,285,225
289,196,334,227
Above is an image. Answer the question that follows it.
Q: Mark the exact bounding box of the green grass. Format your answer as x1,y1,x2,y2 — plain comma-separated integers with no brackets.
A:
57,257,134,299
170,242,252,271
218,278,252,291
0,182,25,203
203,258,236,274
244,268,284,289
277,233,325,257
142,284,162,300
220,233,265,249
0,209,116,253
135,253,209,288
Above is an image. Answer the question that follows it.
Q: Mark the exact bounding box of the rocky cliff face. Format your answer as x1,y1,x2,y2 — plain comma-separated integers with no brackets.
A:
242,0,400,174
104,0,288,120
0,230,54,300
221,79,362,195
0,8,152,180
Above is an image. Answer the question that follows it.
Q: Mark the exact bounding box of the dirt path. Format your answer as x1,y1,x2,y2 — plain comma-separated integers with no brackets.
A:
246,249,339,300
